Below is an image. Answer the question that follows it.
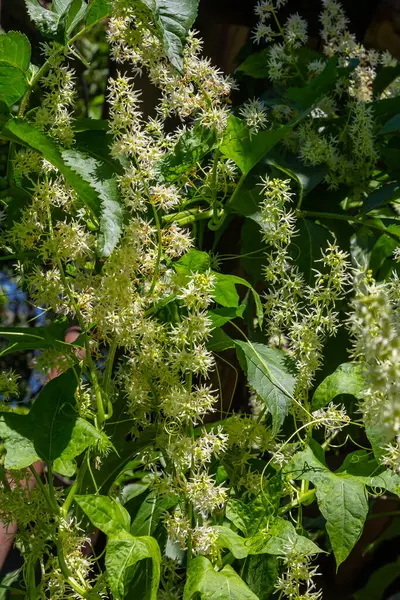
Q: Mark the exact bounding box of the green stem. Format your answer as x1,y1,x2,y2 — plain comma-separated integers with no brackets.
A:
148,205,162,296
61,454,88,517
162,207,214,226
28,465,56,513
210,149,220,224
104,337,117,394
278,488,316,515
301,210,400,243
46,462,59,513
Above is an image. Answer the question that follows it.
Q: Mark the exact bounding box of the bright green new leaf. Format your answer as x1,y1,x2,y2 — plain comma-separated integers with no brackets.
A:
0,32,31,107
139,0,199,72
183,556,259,600
220,115,290,175
75,494,131,536
312,362,366,409
286,446,369,568
235,341,296,434
106,534,161,600
213,273,263,327
53,419,103,476
0,369,96,469
175,249,211,274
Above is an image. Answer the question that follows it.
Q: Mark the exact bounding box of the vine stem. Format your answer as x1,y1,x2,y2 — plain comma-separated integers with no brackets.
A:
279,488,316,515
301,210,400,243
148,204,163,296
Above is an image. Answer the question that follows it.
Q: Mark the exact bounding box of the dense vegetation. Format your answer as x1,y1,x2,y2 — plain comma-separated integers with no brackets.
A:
2,0,400,598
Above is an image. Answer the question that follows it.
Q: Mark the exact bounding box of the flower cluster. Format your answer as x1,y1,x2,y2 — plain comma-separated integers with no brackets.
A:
350,272,400,468
275,548,322,600
259,177,350,406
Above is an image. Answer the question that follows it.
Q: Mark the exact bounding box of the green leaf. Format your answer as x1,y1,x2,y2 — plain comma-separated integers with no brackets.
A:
240,219,264,284
312,362,366,409
364,417,393,462
0,319,70,357
86,0,112,26
65,0,88,37
213,273,263,327
75,494,131,536
291,219,331,286
25,0,86,40
25,0,60,38
131,491,178,537
183,556,259,600
62,149,124,256
286,58,338,109
265,151,327,198
0,369,92,468
0,568,22,600
354,557,400,600
0,32,31,107
243,554,278,600
373,64,400,98
235,341,296,435
175,249,211,275
156,123,217,182
369,225,400,274
2,119,100,216
379,113,400,135
220,115,290,175
247,517,322,556
237,49,269,78
53,418,103,476
207,327,235,352
208,305,245,328
286,446,369,568
361,182,400,214
215,526,249,559
139,0,199,72
106,533,161,600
